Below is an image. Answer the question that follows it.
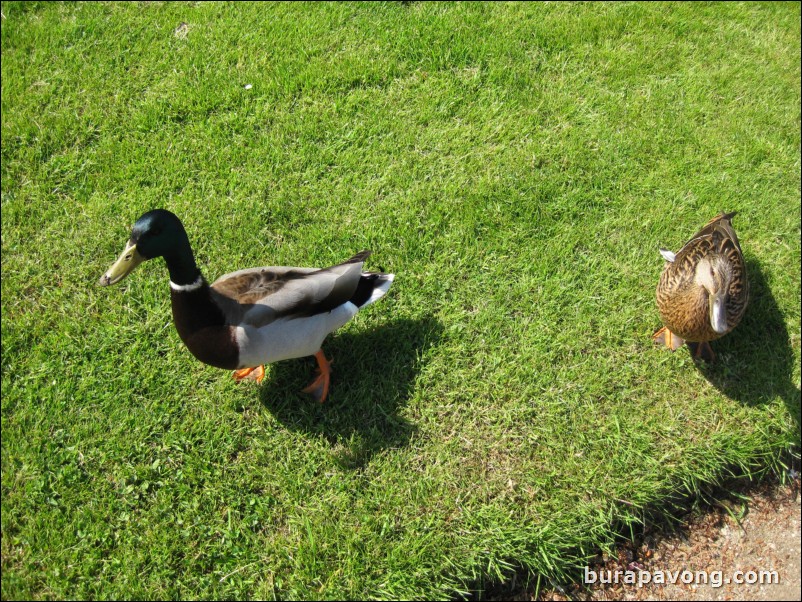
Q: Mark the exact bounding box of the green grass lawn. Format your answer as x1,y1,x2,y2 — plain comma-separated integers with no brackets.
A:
2,1,799,599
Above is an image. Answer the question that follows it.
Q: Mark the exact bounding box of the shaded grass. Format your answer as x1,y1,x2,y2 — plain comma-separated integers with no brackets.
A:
2,1,800,599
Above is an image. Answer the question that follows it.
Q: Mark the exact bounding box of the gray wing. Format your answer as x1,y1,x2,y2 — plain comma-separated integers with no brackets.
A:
210,251,371,328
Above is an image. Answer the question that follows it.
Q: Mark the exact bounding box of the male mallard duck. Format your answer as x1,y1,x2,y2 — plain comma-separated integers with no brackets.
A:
653,211,748,361
99,209,394,402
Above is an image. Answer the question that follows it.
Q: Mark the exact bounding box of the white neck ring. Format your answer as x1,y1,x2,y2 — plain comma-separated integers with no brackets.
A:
170,275,203,292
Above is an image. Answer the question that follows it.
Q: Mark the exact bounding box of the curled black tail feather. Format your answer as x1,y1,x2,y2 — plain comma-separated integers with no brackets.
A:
351,272,393,308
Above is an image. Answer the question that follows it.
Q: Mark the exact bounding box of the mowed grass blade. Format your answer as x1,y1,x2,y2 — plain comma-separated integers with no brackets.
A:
2,2,799,599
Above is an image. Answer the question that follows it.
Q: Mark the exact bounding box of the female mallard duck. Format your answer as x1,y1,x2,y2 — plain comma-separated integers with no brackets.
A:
653,211,748,361
99,209,394,402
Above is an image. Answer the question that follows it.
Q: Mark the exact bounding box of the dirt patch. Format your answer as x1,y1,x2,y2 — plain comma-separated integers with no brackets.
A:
485,473,801,601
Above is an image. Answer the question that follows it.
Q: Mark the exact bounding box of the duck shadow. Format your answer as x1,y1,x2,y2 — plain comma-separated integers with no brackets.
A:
258,315,442,468
692,258,800,430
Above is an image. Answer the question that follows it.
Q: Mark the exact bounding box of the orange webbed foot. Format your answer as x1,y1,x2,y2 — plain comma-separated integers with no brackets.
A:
301,350,332,403
688,341,716,362
653,326,685,352
232,365,265,384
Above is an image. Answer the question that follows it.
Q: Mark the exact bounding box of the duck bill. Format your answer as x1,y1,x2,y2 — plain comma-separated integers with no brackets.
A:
709,292,729,334
99,241,145,286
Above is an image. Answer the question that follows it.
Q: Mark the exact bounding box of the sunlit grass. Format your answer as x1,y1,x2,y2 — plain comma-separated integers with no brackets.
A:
2,2,799,599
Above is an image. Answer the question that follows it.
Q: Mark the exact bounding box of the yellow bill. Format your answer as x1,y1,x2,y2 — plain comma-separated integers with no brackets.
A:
99,241,145,286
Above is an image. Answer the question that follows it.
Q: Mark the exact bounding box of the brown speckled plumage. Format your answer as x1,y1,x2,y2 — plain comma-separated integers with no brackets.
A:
655,212,748,346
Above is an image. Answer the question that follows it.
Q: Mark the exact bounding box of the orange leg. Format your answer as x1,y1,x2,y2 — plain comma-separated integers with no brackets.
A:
301,349,332,403
232,365,265,384
653,326,685,351
688,341,716,362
